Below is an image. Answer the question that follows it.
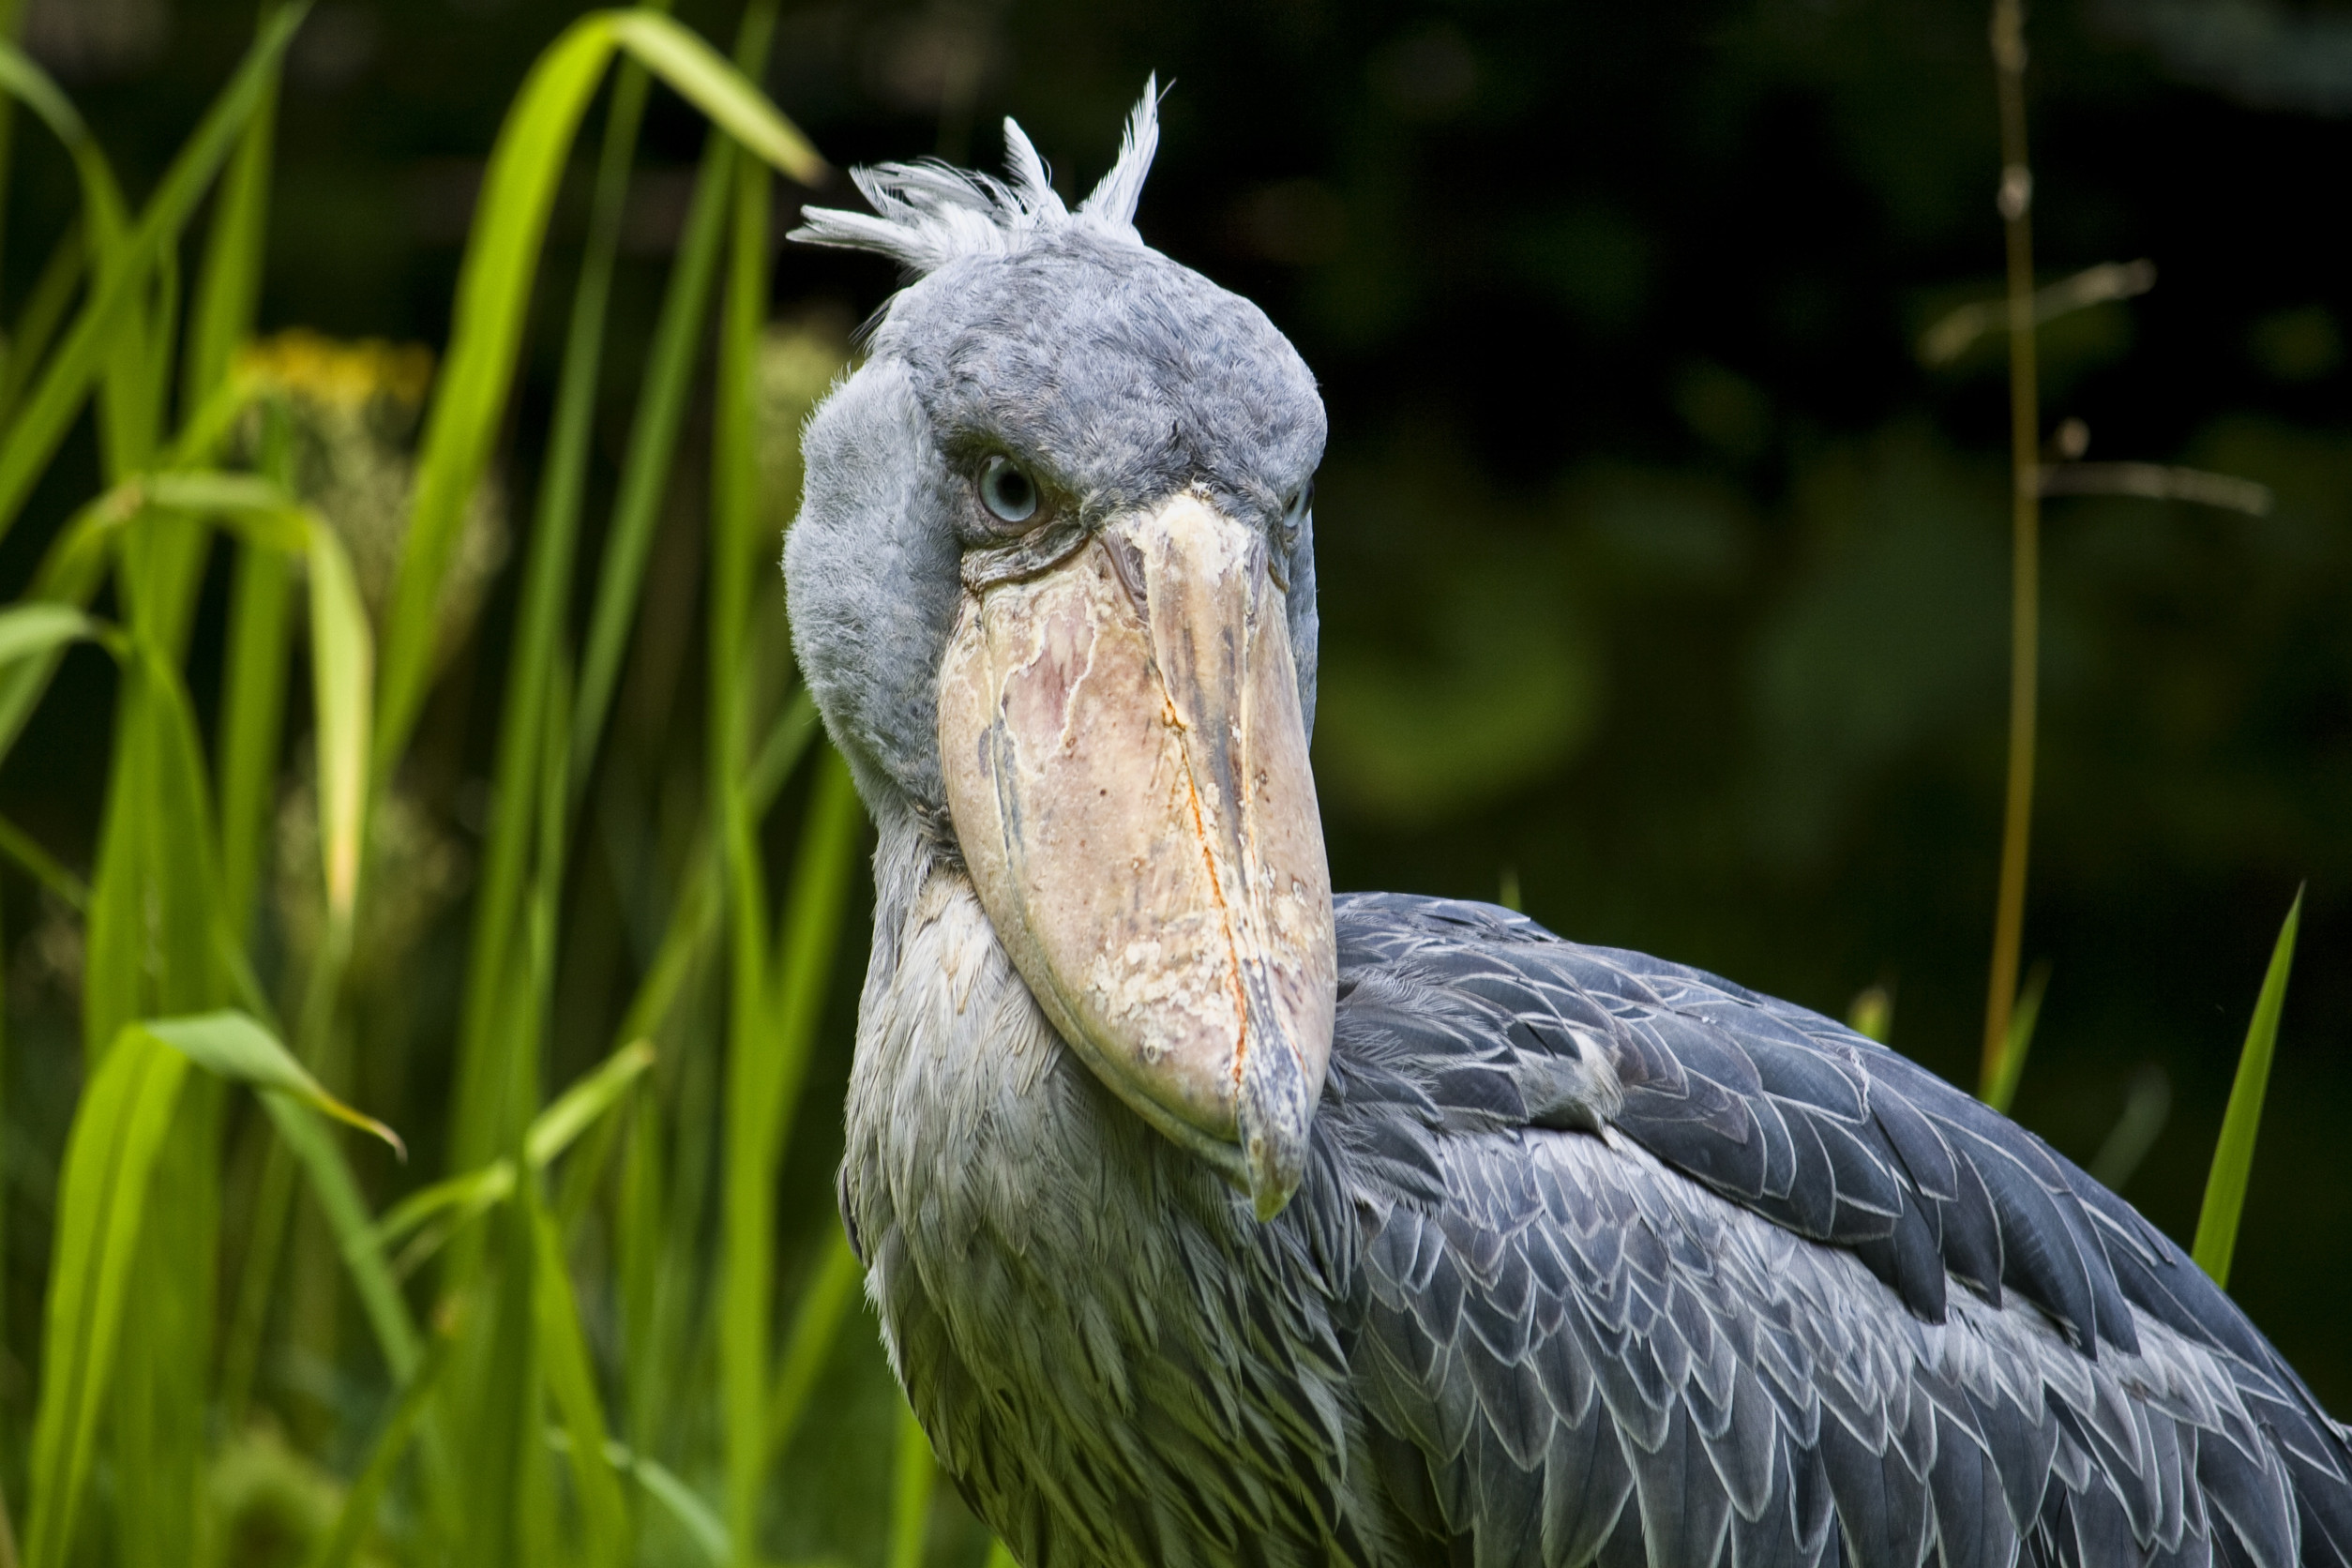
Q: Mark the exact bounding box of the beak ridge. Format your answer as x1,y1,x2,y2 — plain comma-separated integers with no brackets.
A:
938,493,1335,1217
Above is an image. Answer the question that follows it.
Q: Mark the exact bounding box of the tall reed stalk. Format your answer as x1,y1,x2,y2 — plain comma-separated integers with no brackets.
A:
1960,0,2301,1287
1981,0,2042,1095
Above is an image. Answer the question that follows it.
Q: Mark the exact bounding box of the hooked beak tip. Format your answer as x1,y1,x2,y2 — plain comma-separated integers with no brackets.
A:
1238,1033,1317,1220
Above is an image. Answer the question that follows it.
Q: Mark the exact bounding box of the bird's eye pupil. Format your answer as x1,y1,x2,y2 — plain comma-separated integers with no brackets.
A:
980,457,1039,525
1281,479,1314,541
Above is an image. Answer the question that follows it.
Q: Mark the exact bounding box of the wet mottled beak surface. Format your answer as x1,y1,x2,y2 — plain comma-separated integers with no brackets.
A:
938,493,1336,1218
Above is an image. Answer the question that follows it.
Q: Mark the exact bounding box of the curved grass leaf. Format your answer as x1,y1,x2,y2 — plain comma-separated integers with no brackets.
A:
2194,886,2303,1289
0,219,86,425
303,519,371,921
0,43,128,276
0,467,294,776
143,1009,401,1155
370,1039,655,1259
0,4,306,541
605,11,824,186
444,8,660,1209
0,809,88,908
375,5,823,777
22,1030,191,1568
1981,960,2048,1115
766,1228,861,1454
260,1091,426,1376
533,1202,628,1567
12,479,353,932
546,1433,731,1568
0,602,98,668
889,1401,937,1568
218,404,297,938
570,98,735,788
715,45,782,1533
530,1038,657,1162
301,1320,460,1568
182,1,279,421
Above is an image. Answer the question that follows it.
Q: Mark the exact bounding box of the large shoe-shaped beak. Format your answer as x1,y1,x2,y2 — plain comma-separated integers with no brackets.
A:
938,492,1335,1219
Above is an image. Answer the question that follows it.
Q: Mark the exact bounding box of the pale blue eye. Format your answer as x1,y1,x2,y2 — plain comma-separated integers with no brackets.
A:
1280,479,1314,547
980,457,1039,524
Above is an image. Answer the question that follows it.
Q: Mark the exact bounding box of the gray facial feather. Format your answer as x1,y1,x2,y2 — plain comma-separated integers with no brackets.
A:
783,84,1323,834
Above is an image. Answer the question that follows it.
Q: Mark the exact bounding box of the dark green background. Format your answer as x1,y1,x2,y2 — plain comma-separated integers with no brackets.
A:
8,0,2348,1455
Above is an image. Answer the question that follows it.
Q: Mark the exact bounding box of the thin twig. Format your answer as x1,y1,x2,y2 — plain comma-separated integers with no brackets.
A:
2037,460,2273,515
1921,257,2155,365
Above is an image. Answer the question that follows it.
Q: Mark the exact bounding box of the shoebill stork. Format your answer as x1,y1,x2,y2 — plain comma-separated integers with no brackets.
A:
782,89,2352,1568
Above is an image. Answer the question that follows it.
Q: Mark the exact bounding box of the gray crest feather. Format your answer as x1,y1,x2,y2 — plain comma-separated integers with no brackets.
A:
1077,77,1161,225
790,77,1162,275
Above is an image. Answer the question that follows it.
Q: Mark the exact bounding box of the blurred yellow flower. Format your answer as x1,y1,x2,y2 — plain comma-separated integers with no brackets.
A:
236,327,435,411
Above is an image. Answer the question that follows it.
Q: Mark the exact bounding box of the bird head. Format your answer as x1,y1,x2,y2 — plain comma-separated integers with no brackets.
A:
784,85,1334,1221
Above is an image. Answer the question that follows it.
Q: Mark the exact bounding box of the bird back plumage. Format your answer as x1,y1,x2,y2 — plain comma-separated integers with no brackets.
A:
844,861,2352,1568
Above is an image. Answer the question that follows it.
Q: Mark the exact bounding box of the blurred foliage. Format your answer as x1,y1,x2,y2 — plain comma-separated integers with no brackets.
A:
0,0,2346,1562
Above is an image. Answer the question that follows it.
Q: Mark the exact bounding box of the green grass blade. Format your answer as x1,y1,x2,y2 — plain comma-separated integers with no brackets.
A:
569,114,732,788
1981,961,2048,1114
445,10,652,1204
2194,886,2303,1289
2088,1063,2171,1193
713,15,781,1539
301,1319,460,1568
576,1437,728,1566
606,9,825,186
533,1202,628,1566
373,1039,655,1262
0,602,96,667
144,1010,401,1153
0,810,88,908
0,217,84,426
376,6,822,779
180,0,280,423
107,651,241,1568
0,44,128,272
889,1401,936,1568
460,1192,546,1568
0,463,287,776
531,1038,657,1165
765,1228,861,1454
261,1093,423,1378
258,1091,452,1540
374,1164,515,1261
0,4,305,542
127,642,227,1011
217,405,297,938
984,1540,1019,1568
763,747,863,1163
21,1030,191,1568
371,13,622,776
612,692,819,1056
81,680,147,1058
303,518,373,924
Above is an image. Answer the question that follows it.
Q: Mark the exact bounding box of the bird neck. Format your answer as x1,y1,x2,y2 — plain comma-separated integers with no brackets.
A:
860,803,967,1005
843,806,1119,1257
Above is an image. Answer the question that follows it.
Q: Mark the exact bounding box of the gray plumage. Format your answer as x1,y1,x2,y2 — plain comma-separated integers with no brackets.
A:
783,89,2352,1568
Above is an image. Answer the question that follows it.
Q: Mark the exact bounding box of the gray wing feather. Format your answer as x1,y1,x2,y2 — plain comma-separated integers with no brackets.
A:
1319,892,2352,1568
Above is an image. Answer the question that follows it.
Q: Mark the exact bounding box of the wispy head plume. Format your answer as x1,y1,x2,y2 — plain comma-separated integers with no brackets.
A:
790,79,1164,276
